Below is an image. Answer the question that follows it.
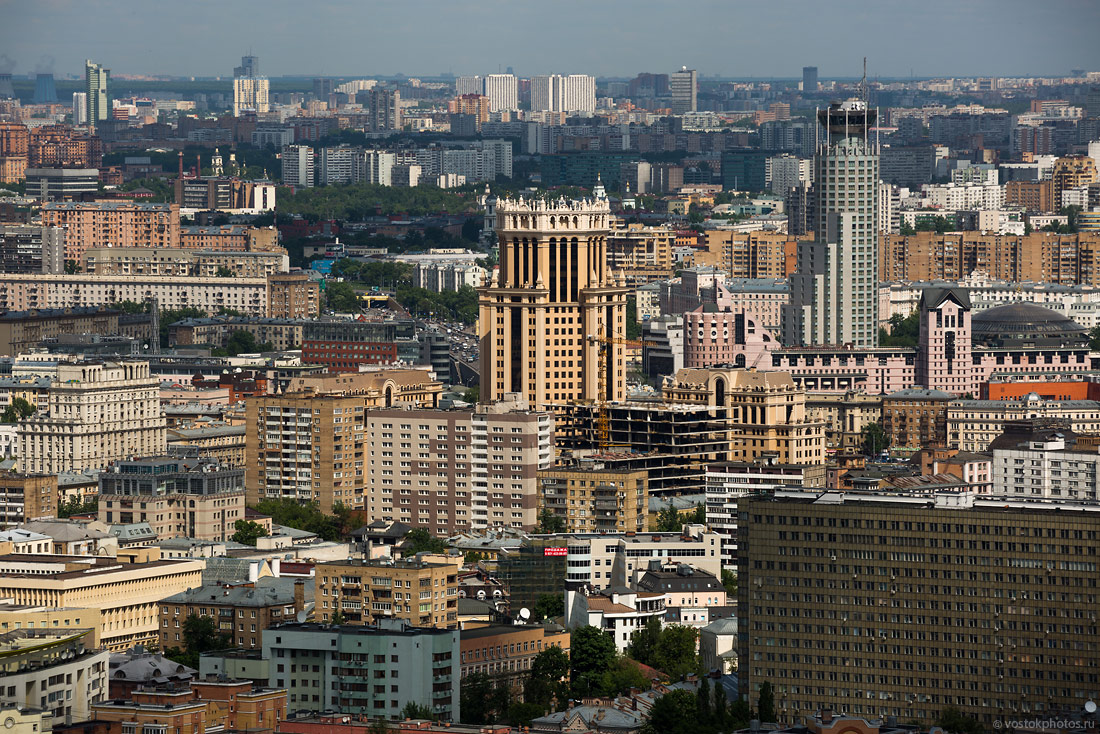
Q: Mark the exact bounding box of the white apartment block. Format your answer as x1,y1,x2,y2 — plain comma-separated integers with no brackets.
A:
19,361,167,475
413,261,486,292
766,154,812,196
281,145,314,187
706,461,818,565
0,274,268,315
993,433,1100,503
922,182,1005,210
456,76,483,96
483,74,518,112
559,526,722,589
233,76,269,116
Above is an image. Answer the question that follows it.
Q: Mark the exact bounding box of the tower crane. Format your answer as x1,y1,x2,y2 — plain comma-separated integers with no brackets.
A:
585,332,653,449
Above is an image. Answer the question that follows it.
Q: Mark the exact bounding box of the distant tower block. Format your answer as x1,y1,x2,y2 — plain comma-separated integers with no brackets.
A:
33,73,58,104
0,74,14,99
478,194,628,410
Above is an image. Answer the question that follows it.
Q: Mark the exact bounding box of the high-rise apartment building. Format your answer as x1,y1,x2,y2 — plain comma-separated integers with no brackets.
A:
84,60,109,129
531,75,595,114
268,272,321,318
738,490,1100,728
766,154,813,195
233,54,269,117
40,201,180,262
483,74,518,112
245,370,444,513
478,195,628,409
668,67,697,114
367,88,401,132
456,75,483,97
281,144,314,187
802,66,818,92
784,98,879,348
72,92,87,126
537,460,648,533
19,361,167,475
1052,155,1098,207
364,396,552,534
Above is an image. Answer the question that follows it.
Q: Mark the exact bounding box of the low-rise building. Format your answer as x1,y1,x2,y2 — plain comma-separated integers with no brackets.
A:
158,577,311,651
564,587,666,652
635,563,726,627
881,388,953,455
0,602,103,647
459,623,570,685
0,628,108,726
262,621,460,720
107,647,194,698
98,456,245,542
0,473,56,527
0,308,121,357
92,681,286,734
0,555,204,650
948,394,1100,452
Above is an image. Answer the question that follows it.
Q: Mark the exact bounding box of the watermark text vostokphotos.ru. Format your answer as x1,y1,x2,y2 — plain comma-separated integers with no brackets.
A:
993,719,1096,730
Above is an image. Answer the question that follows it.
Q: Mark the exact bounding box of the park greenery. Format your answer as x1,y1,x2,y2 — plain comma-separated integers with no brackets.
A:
1,397,36,424
399,527,448,556
654,501,706,532
230,519,269,546
626,619,700,680
249,499,354,542
58,496,99,518
877,310,919,347
861,422,889,456
536,508,567,534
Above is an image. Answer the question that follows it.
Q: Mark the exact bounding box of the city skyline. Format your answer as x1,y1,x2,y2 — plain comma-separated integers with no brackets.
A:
2,0,1099,80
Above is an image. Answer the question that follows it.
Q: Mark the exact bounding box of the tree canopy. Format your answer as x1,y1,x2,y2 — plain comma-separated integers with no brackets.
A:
163,614,233,668
400,527,448,556
250,499,353,542
627,620,700,680
570,625,618,698
877,310,919,347
230,519,269,546
1,397,36,424
278,182,477,220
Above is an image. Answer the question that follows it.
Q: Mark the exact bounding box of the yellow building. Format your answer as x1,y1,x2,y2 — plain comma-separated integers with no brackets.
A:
607,220,675,286
0,555,204,651
314,557,458,628
479,196,628,410
664,367,826,465
1052,154,1098,206
537,462,648,533
0,603,103,647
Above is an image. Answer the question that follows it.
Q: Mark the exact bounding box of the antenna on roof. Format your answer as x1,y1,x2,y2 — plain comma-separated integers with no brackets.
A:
859,57,868,105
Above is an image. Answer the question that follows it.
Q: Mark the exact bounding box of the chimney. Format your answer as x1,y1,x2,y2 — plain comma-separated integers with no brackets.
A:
294,579,305,612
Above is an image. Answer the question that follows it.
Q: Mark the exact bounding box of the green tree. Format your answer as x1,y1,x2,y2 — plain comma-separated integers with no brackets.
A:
626,617,662,667
58,496,98,518
325,281,361,312
1089,324,1100,352
163,614,232,668
399,701,434,721
687,503,706,525
655,501,683,532
536,508,566,534
877,310,920,347
570,626,617,698
652,625,699,680
506,702,544,727
532,593,565,622
215,265,236,278
714,682,730,731
721,569,738,597
251,498,353,542
935,707,984,734
459,672,505,725
115,299,150,314
329,609,346,625
598,657,650,696
729,697,753,729
696,677,712,730
525,645,570,708
1,397,36,424
461,217,482,242
642,689,699,734
626,297,641,340
159,306,207,348
757,681,776,723
461,386,480,403
64,259,82,274
230,519,268,546
861,422,889,457
401,527,448,556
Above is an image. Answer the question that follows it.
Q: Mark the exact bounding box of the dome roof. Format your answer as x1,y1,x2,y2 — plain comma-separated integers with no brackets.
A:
971,302,1087,348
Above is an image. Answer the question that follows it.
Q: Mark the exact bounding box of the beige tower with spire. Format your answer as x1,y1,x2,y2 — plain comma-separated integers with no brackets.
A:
478,194,628,410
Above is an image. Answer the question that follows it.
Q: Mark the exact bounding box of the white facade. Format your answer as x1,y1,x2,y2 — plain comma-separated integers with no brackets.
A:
922,182,1005,210
0,274,269,315
456,76,483,97
362,150,396,186
282,145,314,187
783,100,879,348
483,74,517,112
766,154,812,195
318,146,358,185
560,527,722,588
533,75,598,114
233,76,270,116
531,75,564,113
72,92,87,126
564,588,667,652
705,462,812,565
413,261,486,292
19,361,167,475
993,435,1100,502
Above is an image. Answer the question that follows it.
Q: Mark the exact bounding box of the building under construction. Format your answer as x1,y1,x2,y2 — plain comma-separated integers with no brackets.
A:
551,398,732,498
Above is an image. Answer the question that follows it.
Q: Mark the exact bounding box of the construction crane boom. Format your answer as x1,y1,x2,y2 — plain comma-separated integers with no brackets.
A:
586,333,654,449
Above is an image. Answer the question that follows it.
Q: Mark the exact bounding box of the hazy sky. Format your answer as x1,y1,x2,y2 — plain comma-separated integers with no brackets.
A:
2,0,1099,80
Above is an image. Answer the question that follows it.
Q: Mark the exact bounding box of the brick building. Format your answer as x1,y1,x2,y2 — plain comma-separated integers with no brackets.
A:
267,272,320,319
314,558,458,627
880,388,953,455
40,201,180,262
158,577,310,650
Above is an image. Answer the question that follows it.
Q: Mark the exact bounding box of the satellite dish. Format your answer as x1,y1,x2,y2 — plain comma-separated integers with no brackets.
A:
1087,700,1097,714
519,608,531,621
296,609,308,623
